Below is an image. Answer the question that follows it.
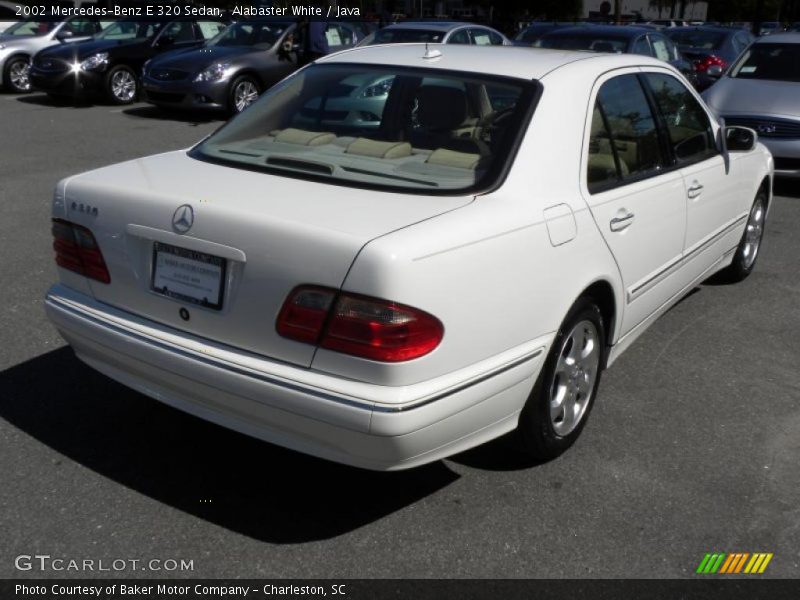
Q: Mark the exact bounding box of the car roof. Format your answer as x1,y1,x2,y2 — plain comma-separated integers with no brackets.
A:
543,24,654,38
754,32,800,43
382,21,482,32
320,43,670,80
668,26,736,34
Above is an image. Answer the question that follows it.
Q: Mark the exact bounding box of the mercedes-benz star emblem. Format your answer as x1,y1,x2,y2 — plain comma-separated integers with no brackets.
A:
172,204,194,234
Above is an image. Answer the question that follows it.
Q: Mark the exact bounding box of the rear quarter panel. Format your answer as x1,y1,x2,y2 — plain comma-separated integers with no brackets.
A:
313,63,625,386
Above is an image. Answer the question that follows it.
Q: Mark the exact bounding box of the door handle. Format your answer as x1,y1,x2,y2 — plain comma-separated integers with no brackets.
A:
610,212,635,232
687,182,704,199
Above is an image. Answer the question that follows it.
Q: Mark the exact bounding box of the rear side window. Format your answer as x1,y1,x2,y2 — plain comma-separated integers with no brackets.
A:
587,74,665,193
650,35,672,61
644,73,716,163
197,21,226,40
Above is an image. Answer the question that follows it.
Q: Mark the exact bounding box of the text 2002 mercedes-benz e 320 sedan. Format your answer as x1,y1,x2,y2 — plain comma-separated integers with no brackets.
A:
45,45,773,470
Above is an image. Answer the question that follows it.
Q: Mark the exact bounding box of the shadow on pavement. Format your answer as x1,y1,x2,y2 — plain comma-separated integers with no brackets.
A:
16,93,92,108
0,347,459,542
123,105,225,126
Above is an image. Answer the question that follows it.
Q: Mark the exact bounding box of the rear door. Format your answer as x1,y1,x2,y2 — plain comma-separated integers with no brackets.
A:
581,71,687,335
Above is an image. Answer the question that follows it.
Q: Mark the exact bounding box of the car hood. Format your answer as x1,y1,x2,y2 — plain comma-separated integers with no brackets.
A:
703,77,800,119
151,45,257,71
38,38,143,61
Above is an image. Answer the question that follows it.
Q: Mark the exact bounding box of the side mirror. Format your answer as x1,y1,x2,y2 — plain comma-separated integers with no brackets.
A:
56,29,74,42
155,35,175,48
706,64,723,77
726,125,758,152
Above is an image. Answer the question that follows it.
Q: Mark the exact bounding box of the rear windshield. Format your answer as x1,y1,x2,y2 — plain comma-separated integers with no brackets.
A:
666,30,725,49
730,43,800,81
372,28,445,44
537,34,628,53
2,19,59,36
212,20,290,48
192,63,536,194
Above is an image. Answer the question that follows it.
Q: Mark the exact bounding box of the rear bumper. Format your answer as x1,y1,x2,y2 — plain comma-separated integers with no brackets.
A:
45,284,546,470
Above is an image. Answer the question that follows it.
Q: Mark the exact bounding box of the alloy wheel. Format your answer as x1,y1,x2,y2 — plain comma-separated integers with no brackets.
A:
549,319,601,436
741,197,765,270
111,70,136,102
9,60,31,92
234,80,258,113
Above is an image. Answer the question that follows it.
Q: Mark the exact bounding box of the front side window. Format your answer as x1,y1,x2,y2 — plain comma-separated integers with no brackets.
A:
159,20,196,44
212,21,289,48
448,29,470,44
587,74,665,192
645,73,716,163
96,20,163,41
192,64,536,193
730,43,800,82
64,18,98,37
2,19,58,36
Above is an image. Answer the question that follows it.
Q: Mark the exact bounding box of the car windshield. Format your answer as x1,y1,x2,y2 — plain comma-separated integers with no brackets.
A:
96,20,163,41
192,63,536,194
537,34,628,53
730,43,800,81
211,20,289,48
2,19,59,36
666,30,725,49
371,28,445,44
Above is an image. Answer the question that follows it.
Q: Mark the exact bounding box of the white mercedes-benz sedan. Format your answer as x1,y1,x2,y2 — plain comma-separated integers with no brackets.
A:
45,45,773,470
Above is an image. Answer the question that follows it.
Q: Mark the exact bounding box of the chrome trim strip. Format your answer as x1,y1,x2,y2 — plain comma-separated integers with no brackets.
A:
47,295,542,414
380,349,543,413
627,215,747,303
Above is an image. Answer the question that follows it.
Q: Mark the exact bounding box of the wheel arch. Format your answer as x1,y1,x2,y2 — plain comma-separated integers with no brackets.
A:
577,279,618,366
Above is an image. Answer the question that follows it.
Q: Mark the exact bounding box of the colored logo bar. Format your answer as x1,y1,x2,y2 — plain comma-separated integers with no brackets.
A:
696,552,773,574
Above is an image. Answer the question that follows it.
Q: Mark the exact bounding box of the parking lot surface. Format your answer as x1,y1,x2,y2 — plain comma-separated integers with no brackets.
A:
1,94,798,578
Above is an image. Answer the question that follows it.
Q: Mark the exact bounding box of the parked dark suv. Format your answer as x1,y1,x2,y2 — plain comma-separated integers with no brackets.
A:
29,17,228,104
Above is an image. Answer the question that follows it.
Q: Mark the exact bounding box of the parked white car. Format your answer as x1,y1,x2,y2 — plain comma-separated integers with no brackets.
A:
45,45,773,470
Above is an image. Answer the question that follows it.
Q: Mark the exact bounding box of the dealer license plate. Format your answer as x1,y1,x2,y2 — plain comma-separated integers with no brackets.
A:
151,242,226,310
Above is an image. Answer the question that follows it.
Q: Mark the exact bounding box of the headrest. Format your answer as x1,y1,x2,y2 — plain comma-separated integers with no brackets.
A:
416,85,468,130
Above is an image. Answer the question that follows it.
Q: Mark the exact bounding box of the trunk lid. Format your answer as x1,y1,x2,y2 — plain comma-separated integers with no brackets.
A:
58,150,472,367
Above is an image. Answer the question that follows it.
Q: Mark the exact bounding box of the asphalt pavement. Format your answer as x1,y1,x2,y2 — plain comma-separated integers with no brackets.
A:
1,93,798,579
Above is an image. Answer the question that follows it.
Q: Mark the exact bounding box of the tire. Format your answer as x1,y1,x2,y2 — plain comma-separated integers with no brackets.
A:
3,56,31,93
104,64,138,105
228,75,260,115
516,297,606,462
716,191,767,283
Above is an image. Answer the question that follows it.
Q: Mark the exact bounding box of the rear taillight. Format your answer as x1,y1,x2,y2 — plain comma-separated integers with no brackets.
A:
693,55,726,73
51,219,110,284
276,286,444,362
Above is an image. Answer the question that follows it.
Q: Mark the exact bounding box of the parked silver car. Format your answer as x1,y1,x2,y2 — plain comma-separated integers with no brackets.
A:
359,21,511,46
0,16,106,92
703,33,800,177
